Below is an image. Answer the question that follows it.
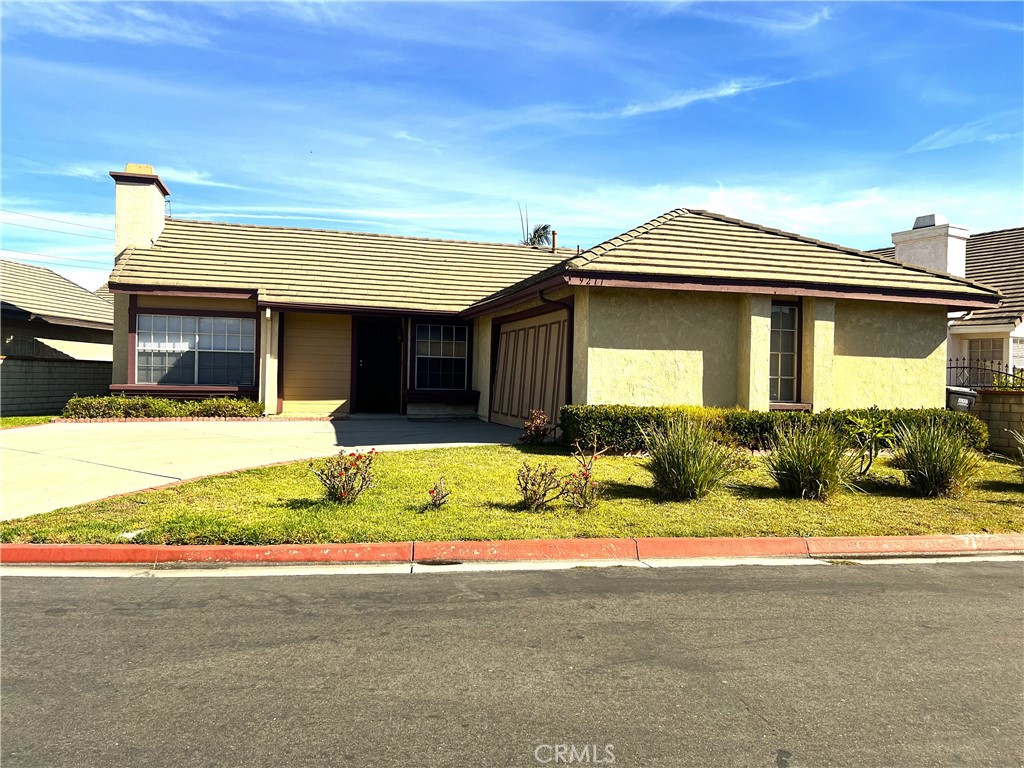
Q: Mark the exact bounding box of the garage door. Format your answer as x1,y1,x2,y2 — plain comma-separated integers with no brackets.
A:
490,309,568,428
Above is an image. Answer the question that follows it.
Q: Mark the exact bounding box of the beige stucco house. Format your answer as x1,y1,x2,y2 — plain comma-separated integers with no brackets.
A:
104,164,1002,425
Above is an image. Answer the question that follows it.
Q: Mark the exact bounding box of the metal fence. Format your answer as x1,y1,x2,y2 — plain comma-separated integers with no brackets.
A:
946,358,1024,390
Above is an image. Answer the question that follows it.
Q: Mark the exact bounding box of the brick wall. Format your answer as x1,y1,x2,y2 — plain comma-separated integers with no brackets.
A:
0,358,112,416
972,390,1024,457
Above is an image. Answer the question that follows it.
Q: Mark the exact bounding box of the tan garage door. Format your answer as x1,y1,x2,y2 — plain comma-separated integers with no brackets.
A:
490,309,568,429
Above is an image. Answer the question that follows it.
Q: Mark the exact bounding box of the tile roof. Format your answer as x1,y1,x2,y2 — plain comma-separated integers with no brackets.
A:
110,218,572,314
872,226,1023,327
1,259,114,329
93,282,115,303
565,209,999,302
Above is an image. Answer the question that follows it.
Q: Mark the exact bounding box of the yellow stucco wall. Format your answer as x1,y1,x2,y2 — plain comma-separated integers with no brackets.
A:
473,314,492,420
281,312,352,415
833,300,947,409
112,293,129,383
585,288,740,407
136,295,258,312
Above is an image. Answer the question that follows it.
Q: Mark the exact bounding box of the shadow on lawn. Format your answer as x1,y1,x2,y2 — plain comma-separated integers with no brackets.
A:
975,478,1024,494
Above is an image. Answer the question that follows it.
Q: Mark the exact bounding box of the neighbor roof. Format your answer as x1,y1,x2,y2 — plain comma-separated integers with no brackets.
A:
110,218,572,314
470,209,1001,313
93,282,115,303
0,259,114,329
873,226,1023,328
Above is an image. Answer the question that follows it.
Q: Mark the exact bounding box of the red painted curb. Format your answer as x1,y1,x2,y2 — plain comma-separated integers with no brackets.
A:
414,537,639,563
805,534,1024,558
636,536,809,559
0,542,413,565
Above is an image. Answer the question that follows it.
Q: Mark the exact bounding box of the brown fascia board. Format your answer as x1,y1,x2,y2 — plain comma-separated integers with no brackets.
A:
109,171,171,197
107,284,259,300
460,274,571,318
0,308,113,331
561,272,1001,310
257,299,461,317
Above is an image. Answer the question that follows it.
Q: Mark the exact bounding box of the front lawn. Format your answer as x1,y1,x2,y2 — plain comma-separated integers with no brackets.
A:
3,446,1022,545
1,415,56,429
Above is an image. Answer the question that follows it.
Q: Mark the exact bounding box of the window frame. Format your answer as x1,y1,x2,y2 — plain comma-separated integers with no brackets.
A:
133,311,258,387
769,300,801,404
967,337,1005,363
412,322,471,391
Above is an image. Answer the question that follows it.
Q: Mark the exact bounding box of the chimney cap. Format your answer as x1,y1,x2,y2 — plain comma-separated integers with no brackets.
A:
912,214,948,229
109,163,170,197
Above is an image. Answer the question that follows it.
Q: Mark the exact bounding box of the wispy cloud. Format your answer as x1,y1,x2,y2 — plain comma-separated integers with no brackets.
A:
669,3,835,34
908,111,1024,153
618,78,792,118
1,2,211,47
158,168,248,190
30,163,243,190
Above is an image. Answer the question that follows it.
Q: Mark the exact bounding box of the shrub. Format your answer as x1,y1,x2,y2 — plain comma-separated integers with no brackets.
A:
561,439,607,512
1008,429,1024,484
519,409,554,444
642,417,742,501
560,404,988,453
847,407,894,476
309,449,377,504
61,395,264,419
516,462,563,511
765,424,860,501
890,419,984,498
427,477,451,508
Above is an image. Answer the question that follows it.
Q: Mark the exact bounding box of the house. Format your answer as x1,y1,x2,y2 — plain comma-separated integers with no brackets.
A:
93,283,115,303
105,164,1002,424
873,218,1023,385
1,259,114,415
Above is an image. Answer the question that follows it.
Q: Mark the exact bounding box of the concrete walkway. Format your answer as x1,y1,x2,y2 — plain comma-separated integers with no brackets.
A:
0,418,519,520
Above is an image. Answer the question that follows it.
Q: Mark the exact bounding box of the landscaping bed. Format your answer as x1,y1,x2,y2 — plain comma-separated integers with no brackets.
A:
2,445,1021,545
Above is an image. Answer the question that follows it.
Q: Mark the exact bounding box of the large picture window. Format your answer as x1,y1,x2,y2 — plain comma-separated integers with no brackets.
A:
415,324,467,390
769,303,799,403
136,314,256,386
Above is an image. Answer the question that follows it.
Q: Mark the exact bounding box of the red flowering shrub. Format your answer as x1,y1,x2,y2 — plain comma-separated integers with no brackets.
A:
310,449,377,504
562,439,607,512
519,409,554,444
427,477,452,508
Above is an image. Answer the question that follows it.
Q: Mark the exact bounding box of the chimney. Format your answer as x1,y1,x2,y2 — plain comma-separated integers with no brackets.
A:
890,214,969,277
551,230,558,253
109,163,170,264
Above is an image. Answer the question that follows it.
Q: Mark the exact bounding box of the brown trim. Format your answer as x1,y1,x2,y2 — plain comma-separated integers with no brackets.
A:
127,294,138,384
0,311,113,332
110,285,257,299
491,300,573,327
769,299,801,406
109,170,171,197
276,313,285,414
134,307,259,319
461,275,569,318
0,355,112,364
110,384,259,397
260,300,459,317
770,402,813,412
562,273,999,309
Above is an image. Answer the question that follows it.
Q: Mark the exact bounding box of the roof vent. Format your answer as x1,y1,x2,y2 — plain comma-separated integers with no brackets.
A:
912,214,948,229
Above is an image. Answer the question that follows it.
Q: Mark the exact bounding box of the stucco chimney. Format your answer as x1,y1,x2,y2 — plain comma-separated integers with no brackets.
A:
891,214,969,277
109,163,170,264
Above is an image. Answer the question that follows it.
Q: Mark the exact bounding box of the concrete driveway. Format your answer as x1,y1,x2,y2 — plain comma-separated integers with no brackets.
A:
0,418,519,520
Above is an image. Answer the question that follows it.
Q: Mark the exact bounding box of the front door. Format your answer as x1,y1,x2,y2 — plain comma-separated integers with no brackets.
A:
354,317,402,413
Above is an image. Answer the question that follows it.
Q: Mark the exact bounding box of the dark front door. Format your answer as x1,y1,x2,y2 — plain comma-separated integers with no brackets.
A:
354,317,403,413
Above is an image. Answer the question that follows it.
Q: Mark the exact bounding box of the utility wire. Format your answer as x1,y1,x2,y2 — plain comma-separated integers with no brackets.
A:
0,208,114,232
2,221,114,240
1,248,112,267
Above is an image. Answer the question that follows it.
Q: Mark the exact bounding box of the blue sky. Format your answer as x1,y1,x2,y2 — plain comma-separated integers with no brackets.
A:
2,1,1022,290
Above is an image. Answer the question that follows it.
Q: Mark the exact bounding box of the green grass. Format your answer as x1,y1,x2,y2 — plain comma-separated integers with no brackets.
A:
2,445,1022,545
1,415,56,429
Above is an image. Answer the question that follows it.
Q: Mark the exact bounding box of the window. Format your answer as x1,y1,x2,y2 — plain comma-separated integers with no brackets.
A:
1013,338,1024,369
968,338,1004,362
136,314,256,386
769,303,799,403
415,324,467,390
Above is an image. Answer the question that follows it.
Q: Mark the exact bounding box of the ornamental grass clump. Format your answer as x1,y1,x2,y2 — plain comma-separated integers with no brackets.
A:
642,417,742,501
310,448,377,504
766,424,859,502
890,419,984,498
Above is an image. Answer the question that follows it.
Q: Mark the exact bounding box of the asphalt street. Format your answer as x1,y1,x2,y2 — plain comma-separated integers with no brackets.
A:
2,561,1022,767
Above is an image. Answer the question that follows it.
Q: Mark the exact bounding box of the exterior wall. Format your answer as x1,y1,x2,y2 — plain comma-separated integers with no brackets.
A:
112,293,129,383
136,295,258,312
572,288,590,405
113,180,166,262
736,294,771,410
0,358,112,415
585,288,740,407
833,300,947,409
800,297,836,410
281,312,352,415
972,390,1024,456
473,315,492,420
2,319,112,362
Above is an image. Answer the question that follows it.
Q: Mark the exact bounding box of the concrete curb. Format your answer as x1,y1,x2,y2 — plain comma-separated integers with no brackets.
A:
1,534,1021,565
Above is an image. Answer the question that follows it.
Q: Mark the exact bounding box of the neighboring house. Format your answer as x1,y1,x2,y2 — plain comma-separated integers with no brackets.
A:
94,283,115,303
873,217,1023,386
1,259,114,415
105,164,1001,424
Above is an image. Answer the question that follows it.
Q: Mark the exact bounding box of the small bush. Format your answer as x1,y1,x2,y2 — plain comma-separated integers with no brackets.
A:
427,477,451,508
519,409,554,444
642,417,742,501
1008,429,1024,484
61,395,264,419
310,449,377,504
561,439,607,512
890,419,984,498
766,424,860,501
516,462,563,511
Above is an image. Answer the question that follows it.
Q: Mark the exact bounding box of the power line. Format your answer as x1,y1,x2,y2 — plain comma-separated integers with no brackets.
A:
2,221,114,240
0,208,114,232
1,248,112,268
